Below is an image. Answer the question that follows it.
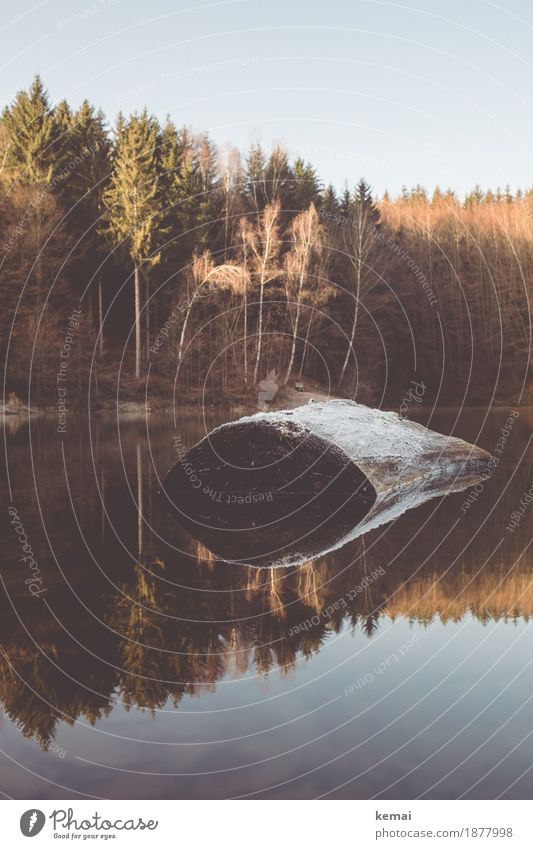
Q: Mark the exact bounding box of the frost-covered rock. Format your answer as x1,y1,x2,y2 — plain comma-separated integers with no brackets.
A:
163,400,490,567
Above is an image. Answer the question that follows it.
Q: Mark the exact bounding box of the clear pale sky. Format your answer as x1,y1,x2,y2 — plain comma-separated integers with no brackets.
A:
1,0,532,196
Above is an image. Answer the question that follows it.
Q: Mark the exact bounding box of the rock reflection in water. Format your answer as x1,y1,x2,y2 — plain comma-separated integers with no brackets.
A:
0,409,531,799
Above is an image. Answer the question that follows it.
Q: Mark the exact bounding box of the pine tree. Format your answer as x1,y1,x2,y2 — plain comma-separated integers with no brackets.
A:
338,179,382,388
291,158,322,211
431,186,444,205
174,126,201,251
63,101,110,204
68,101,111,353
355,178,379,222
2,75,59,183
161,123,216,261
340,183,353,216
465,184,484,206
410,183,428,202
321,184,339,217
244,142,266,211
196,131,219,230
159,117,183,277
220,145,244,255
264,145,291,207
53,98,74,174
105,110,164,378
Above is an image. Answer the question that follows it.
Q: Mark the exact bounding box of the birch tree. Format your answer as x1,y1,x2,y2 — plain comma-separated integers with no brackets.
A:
244,200,281,384
284,204,321,383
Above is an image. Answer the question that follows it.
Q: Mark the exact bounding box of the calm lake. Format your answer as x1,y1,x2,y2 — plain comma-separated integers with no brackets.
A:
1,405,532,799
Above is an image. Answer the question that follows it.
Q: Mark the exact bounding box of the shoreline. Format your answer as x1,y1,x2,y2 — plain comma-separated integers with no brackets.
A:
2,393,531,421
2,376,532,420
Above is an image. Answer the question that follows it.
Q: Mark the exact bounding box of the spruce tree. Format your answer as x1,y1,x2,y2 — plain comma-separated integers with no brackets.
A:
264,145,292,208
338,178,382,388
2,75,58,182
161,123,216,261
321,184,339,217
340,183,353,216
105,110,164,378
69,101,112,353
410,183,429,202
196,131,219,228
465,184,484,206
291,158,322,211
219,146,244,255
244,142,266,211
53,98,75,183
59,101,109,203
355,177,379,223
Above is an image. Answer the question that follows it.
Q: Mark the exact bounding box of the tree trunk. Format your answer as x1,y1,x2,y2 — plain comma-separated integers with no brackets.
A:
243,276,248,388
253,228,274,386
145,272,150,359
285,289,302,384
98,276,104,356
338,261,361,388
178,296,196,363
136,443,143,558
299,310,314,378
253,278,265,386
134,264,141,379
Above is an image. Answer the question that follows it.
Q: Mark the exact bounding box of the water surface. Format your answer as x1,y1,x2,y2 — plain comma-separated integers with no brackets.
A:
1,406,532,799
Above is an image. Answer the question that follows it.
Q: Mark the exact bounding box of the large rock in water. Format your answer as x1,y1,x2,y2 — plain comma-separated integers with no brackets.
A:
162,400,490,568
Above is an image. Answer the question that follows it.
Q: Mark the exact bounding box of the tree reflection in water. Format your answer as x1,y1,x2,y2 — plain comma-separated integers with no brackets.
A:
0,410,531,749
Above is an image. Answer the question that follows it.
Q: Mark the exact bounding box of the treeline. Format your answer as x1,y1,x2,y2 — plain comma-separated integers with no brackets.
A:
1,76,531,406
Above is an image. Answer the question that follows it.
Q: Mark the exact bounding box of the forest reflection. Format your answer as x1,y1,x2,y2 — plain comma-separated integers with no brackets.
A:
1,410,531,749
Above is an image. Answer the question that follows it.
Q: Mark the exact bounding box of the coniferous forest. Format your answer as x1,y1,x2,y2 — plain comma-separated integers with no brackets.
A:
1,76,531,409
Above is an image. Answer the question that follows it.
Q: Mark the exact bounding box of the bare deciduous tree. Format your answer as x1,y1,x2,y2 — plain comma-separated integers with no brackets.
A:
283,204,321,383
